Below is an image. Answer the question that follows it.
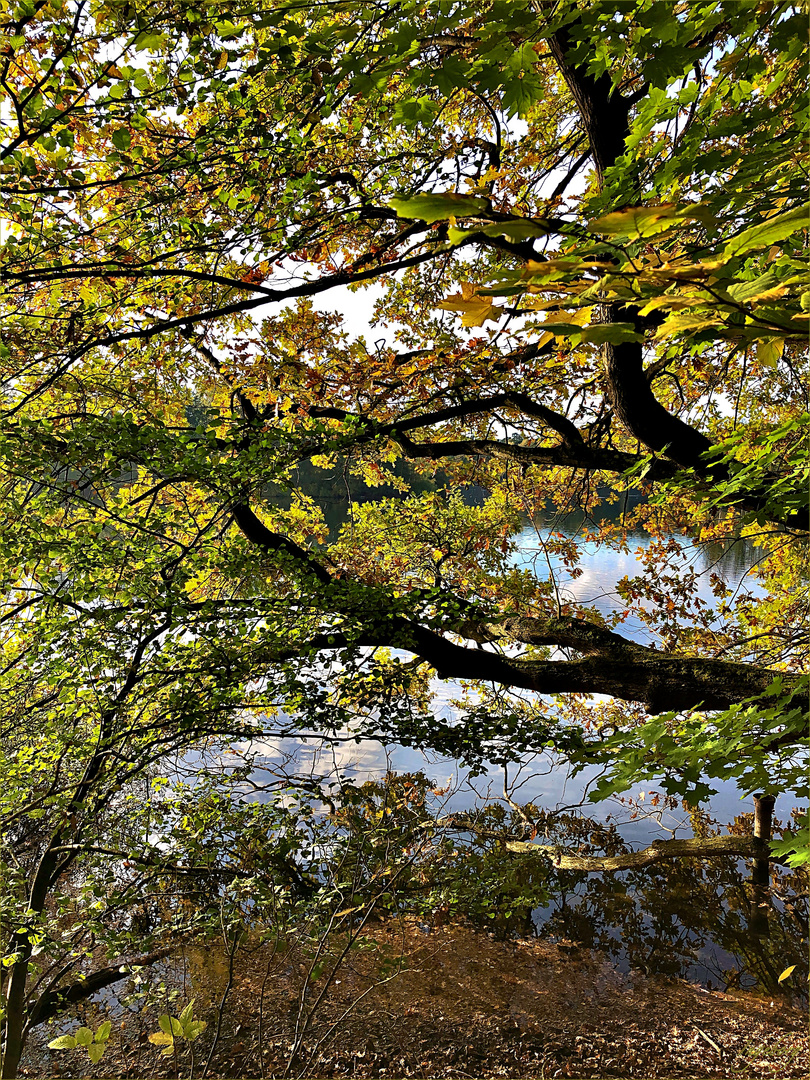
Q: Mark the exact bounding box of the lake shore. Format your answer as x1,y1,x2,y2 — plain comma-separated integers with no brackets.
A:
30,920,807,1080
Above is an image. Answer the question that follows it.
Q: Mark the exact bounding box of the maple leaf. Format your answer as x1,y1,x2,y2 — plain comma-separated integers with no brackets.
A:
439,282,501,327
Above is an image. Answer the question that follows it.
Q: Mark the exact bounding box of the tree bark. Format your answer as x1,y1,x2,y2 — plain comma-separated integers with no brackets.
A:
750,793,776,938
504,834,769,872
545,25,737,475
25,949,173,1030
393,429,680,480
2,849,59,1079
545,25,631,189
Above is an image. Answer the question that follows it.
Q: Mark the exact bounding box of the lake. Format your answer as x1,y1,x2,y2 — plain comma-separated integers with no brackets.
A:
244,520,774,834
228,519,807,1001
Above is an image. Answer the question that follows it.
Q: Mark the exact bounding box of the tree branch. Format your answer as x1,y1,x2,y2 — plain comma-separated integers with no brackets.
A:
26,949,173,1029
472,614,651,656
392,429,678,480
503,834,771,872
231,503,333,585
544,21,807,531
246,616,800,714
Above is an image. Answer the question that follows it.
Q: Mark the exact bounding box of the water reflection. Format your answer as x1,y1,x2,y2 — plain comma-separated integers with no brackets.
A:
248,487,805,1002
470,810,808,1005
510,523,760,644
268,477,759,595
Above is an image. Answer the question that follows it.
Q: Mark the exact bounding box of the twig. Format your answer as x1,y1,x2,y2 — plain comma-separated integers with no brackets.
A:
695,1027,724,1057
201,925,241,1078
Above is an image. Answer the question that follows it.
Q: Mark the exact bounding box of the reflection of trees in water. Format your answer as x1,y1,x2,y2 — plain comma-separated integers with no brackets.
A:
242,770,806,1004
264,463,766,586
262,456,483,539
522,812,808,1001
696,535,761,583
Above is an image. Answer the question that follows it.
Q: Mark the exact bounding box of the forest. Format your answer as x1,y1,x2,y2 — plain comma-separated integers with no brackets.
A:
0,1,807,1077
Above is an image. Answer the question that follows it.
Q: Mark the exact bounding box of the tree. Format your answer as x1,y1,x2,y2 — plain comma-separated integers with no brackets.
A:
1,0,807,1072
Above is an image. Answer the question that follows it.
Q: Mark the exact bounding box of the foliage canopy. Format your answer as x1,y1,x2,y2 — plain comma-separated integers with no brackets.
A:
0,0,807,1074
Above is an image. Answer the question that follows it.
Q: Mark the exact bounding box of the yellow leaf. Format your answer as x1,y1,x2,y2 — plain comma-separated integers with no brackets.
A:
777,965,796,983
460,304,500,327
439,285,501,327
637,296,704,317
543,309,582,325
757,338,784,368
653,313,719,339
523,257,615,280
148,1032,174,1047
656,258,726,279
589,203,706,238
569,306,594,326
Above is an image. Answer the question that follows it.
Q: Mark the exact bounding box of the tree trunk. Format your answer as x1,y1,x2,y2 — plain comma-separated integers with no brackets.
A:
2,849,58,1079
749,793,775,939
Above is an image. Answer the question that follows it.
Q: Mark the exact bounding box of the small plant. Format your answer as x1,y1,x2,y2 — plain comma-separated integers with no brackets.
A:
48,1020,111,1065
148,999,207,1057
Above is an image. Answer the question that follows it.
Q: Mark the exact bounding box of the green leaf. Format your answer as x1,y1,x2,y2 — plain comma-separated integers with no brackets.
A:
74,1027,94,1047
177,1000,195,1028
111,128,132,151
727,272,784,304
47,1035,77,1050
486,220,549,242
449,219,549,245
95,1020,112,1042
722,203,810,257
654,313,721,339
770,815,810,868
578,323,644,345
133,30,168,52
757,338,784,368
391,96,440,129
388,193,490,223
157,1014,176,1037
588,203,706,238
87,1043,106,1064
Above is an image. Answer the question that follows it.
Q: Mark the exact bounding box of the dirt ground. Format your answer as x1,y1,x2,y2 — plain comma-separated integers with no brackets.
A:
29,920,808,1080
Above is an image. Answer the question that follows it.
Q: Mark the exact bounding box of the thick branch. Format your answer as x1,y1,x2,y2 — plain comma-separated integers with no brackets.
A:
251,617,799,713
231,503,332,585
546,25,632,189
593,304,716,470
392,430,679,480
227,494,799,712
26,948,173,1029
545,25,733,472
504,834,770,871
224,501,800,713
436,811,773,870
403,623,796,712
485,615,651,657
